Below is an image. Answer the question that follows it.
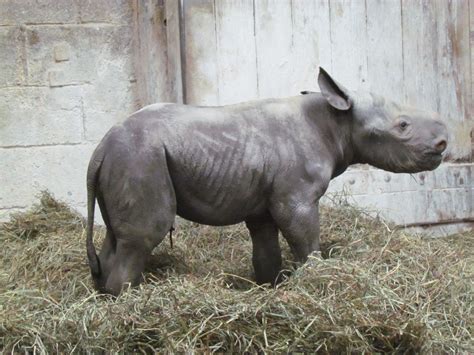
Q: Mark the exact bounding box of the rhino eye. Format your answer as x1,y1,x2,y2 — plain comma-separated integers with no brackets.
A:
399,120,408,130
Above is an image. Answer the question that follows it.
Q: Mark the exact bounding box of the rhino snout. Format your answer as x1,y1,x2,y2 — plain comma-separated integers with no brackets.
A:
430,120,448,154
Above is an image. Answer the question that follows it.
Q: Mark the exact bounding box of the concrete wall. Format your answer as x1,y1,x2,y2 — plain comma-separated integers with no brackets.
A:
0,0,140,219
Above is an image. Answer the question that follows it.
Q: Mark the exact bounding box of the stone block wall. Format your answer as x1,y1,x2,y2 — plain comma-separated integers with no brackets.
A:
0,0,139,219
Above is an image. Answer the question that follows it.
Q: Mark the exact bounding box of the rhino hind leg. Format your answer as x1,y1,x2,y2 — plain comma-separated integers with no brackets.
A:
100,192,176,295
103,237,155,295
97,149,177,296
245,216,282,285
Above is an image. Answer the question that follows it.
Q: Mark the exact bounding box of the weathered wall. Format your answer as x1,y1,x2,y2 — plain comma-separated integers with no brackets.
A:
0,0,139,219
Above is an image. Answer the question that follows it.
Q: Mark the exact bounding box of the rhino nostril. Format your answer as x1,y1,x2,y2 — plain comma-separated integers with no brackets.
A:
435,139,447,153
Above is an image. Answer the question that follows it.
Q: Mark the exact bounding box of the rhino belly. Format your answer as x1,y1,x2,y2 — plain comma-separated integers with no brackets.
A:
175,191,267,226
167,158,268,226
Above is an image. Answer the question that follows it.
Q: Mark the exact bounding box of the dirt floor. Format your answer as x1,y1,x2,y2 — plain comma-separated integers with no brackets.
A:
0,192,472,352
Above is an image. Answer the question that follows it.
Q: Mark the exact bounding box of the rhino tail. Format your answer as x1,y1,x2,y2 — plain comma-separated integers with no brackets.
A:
86,145,105,278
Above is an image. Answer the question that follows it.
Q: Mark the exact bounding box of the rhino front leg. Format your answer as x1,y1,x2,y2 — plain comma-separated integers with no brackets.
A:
271,201,320,263
245,217,282,285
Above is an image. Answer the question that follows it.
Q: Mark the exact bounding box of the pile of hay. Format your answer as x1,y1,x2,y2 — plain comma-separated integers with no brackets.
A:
0,191,472,352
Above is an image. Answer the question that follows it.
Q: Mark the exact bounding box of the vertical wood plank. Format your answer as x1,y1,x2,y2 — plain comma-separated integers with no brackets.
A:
366,0,404,100
215,0,258,105
164,0,183,103
329,0,369,90
254,0,293,98
134,0,171,106
184,0,218,105
435,0,470,124
402,0,439,111
290,0,332,93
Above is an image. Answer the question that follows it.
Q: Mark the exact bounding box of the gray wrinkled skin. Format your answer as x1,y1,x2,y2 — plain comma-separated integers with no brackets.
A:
86,68,448,295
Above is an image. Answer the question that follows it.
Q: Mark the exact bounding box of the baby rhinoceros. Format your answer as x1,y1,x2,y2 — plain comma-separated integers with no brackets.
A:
86,68,448,295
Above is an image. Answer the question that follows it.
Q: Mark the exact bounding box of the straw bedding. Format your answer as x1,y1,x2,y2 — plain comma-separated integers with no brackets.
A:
0,191,472,352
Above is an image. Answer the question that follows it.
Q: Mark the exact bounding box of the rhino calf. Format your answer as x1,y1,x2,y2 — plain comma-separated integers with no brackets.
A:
86,68,447,295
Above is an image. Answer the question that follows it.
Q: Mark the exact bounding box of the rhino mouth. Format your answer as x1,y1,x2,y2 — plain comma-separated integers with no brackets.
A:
419,150,443,170
423,150,443,161
424,152,442,160
392,149,443,173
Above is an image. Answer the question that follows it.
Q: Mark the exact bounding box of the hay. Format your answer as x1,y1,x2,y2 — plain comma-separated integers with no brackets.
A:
0,191,472,352
1,191,85,239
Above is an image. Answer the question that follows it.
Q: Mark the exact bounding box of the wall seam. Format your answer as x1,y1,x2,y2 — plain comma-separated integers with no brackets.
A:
1,142,95,149
177,0,186,104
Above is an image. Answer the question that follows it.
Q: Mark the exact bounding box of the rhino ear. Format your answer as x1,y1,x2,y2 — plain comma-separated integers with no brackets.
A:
318,67,352,111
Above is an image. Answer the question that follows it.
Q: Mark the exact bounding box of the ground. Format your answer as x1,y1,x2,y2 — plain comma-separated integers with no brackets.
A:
0,192,472,352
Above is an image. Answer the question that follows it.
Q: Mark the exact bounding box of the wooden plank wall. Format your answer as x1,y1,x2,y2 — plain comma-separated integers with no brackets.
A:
181,0,473,161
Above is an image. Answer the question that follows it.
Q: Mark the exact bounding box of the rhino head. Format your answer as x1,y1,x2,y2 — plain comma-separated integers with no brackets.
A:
317,68,448,173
